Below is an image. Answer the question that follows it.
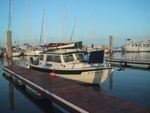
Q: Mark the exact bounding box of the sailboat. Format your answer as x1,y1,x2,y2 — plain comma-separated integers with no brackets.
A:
41,41,82,50
22,0,42,56
41,7,83,51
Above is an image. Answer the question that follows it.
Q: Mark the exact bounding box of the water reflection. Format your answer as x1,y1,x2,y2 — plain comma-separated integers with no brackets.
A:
81,84,105,93
12,56,29,66
9,83,15,110
2,73,63,113
121,52,150,61
109,73,113,90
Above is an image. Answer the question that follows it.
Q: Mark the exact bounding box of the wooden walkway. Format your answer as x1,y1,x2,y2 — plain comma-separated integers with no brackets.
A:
106,58,150,69
2,65,150,113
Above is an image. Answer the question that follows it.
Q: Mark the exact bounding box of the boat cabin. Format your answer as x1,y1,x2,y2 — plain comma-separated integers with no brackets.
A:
30,49,104,69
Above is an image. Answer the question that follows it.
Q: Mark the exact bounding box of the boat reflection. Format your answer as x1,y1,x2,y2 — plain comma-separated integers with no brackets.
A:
109,73,113,90
12,56,29,66
81,84,105,93
121,52,150,61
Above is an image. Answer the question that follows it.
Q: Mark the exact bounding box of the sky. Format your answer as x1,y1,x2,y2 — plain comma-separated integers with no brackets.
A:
0,0,150,47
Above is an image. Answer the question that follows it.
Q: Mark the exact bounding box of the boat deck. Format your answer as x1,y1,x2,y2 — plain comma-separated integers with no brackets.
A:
2,65,150,113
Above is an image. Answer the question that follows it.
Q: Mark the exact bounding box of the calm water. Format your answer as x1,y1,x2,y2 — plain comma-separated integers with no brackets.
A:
0,52,150,113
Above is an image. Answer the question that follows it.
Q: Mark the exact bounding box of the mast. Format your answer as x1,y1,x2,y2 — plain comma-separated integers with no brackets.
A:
22,0,28,46
91,13,94,47
70,17,77,42
40,9,46,45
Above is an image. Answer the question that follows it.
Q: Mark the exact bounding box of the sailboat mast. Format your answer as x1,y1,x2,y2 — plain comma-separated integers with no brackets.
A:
91,13,94,47
22,0,28,46
70,17,77,42
43,9,46,44
40,9,46,45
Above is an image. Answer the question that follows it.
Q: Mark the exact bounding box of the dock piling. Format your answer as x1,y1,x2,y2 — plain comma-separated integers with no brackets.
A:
7,31,13,66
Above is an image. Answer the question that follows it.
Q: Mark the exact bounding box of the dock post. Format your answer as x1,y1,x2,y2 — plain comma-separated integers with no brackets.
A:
109,36,113,58
7,31,13,66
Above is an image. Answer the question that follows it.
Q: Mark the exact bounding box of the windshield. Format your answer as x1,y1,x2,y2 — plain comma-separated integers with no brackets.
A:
75,53,88,61
63,54,74,62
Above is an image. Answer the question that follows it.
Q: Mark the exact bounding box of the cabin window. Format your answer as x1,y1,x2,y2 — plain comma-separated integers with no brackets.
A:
84,53,89,61
75,53,85,61
39,55,44,60
63,54,74,62
53,56,61,63
46,55,61,63
47,55,53,61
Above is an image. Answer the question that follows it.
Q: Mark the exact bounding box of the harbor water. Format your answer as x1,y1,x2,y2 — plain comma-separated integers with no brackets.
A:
0,52,150,113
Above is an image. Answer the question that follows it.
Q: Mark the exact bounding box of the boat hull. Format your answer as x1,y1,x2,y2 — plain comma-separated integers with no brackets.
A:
12,52,22,57
42,41,83,50
122,39,150,52
23,50,42,56
29,65,114,84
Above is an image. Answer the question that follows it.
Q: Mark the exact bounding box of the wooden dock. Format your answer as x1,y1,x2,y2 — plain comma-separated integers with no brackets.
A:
106,58,150,70
2,65,150,113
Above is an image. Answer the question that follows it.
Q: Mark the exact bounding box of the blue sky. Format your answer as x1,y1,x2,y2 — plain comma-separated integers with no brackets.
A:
1,0,150,47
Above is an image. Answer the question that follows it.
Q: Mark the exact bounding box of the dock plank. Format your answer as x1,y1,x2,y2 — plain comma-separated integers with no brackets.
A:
2,65,150,113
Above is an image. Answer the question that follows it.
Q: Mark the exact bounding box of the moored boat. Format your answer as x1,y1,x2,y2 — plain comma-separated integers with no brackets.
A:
122,39,150,52
28,49,114,84
12,51,22,57
41,41,82,50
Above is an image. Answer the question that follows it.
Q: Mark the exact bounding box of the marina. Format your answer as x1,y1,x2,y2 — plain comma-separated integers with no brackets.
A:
1,0,150,112
0,52,150,113
2,65,150,113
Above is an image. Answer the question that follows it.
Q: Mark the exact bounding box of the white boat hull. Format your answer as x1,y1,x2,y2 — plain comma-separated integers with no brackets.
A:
29,65,114,84
12,52,22,57
23,50,42,56
122,39,150,52
57,68,114,84
46,43,75,50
